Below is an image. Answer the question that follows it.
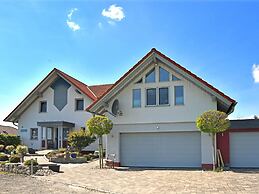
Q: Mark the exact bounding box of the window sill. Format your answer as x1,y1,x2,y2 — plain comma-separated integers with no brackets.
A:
145,104,170,107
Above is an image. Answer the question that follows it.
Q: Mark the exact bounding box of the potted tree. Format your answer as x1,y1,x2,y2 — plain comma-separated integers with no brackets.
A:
196,110,230,171
87,115,113,169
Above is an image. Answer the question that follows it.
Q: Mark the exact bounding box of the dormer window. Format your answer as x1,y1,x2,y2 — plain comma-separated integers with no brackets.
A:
39,101,47,113
159,67,169,82
145,68,155,83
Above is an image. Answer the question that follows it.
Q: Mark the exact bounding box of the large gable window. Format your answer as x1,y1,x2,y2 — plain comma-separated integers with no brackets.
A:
75,99,84,111
145,68,156,83
146,88,156,106
159,67,169,82
159,88,169,105
132,89,141,108
175,86,184,105
172,75,181,81
39,101,47,113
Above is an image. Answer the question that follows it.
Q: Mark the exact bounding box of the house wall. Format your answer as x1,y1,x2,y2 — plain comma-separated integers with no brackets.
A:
105,63,216,166
18,84,95,150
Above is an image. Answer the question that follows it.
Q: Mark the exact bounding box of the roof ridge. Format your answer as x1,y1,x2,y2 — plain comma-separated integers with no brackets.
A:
89,83,114,87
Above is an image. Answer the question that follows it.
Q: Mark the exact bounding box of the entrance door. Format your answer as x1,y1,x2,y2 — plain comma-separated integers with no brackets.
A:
47,127,54,149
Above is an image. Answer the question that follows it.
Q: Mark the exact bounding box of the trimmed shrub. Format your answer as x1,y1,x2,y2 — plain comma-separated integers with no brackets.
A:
0,134,20,146
0,153,9,161
5,145,15,153
24,159,38,166
16,145,28,155
9,154,20,163
0,144,4,152
68,130,96,152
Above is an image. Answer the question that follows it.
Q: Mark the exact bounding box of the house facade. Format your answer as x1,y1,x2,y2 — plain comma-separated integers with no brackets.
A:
4,69,112,150
5,48,259,169
87,48,236,169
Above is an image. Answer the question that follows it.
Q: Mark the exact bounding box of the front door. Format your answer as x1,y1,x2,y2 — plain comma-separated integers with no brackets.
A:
47,127,54,149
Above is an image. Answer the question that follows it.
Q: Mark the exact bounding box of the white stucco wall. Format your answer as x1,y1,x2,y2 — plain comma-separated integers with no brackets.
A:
105,63,216,165
18,84,98,150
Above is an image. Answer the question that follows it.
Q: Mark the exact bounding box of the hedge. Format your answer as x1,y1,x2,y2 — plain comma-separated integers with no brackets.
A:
0,134,20,146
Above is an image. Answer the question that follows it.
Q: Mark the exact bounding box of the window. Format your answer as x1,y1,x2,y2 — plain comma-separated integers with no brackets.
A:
135,78,143,84
175,86,184,105
159,67,169,82
75,99,84,111
40,101,47,112
132,89,141,108
145,68,156,83
172,75,181,81
63,128,70,140
146,88,156,105
47,127,52,140
159,88,169,105
30,128,38,140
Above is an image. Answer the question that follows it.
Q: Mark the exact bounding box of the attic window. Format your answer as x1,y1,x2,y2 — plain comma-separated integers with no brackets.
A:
145,68,155,83
159,67,169,82
135,78,143,84
172,75,181,81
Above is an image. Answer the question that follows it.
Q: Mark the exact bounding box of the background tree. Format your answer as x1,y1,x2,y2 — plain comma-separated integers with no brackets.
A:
87,115,113,168
68,129,96,152
196,110,230,170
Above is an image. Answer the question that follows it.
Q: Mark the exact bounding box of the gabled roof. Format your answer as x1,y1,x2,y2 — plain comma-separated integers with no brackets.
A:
89,84,114,98
0,125,17,135
87,48,237,114
4,68,116,123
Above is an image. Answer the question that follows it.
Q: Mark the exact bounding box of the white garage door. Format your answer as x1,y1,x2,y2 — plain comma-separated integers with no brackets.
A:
230,132,259,168
120,132,201,167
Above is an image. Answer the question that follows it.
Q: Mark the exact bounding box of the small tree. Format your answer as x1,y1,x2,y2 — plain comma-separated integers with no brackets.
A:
68,129,96,152
16,145,28,163
196,110,230,170
87,115,113,169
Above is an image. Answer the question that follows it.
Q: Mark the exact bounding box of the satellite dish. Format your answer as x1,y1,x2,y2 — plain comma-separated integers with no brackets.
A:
112,99,120,116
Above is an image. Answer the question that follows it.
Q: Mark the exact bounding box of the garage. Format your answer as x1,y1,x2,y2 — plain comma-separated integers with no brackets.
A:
230,132,259,168
120,131,201,168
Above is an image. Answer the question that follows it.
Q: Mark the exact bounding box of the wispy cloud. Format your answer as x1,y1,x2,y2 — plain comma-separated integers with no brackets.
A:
66,8,80,31
252,64,259,83
98,22,103,29
102,4,125,24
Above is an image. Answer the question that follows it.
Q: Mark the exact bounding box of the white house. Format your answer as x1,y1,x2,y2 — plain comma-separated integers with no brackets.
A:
7,48,259,169
86,48,237,169
4,68,112,151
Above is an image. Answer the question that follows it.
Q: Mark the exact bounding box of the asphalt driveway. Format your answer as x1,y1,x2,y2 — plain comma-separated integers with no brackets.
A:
38,161,259,194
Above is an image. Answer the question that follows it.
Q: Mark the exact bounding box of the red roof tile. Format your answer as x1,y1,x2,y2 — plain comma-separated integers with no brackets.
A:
89,84,114,99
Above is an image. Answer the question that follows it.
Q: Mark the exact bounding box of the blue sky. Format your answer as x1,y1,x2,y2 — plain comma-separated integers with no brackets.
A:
0,1,259,126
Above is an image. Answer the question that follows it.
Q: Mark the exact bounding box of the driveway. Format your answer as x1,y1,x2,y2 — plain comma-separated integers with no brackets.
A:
38,161,259,194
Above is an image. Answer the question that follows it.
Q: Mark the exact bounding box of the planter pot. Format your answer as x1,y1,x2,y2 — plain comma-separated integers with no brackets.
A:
70,153,77,158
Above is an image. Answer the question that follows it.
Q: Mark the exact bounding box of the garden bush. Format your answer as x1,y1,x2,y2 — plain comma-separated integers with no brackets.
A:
9,154,20,163
0,153,9,161
0,134,20,146
24,159,38,166
0,144,4,152
5,145,15,153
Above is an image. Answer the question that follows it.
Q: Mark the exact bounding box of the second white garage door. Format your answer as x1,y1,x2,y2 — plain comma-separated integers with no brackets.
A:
230,132,259,168
120,132,201,167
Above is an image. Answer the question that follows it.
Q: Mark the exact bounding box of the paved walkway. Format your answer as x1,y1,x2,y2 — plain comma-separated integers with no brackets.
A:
38,161,259,194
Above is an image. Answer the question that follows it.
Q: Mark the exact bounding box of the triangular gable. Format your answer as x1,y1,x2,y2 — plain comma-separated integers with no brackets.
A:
4,68,97,122
87,48,236,114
